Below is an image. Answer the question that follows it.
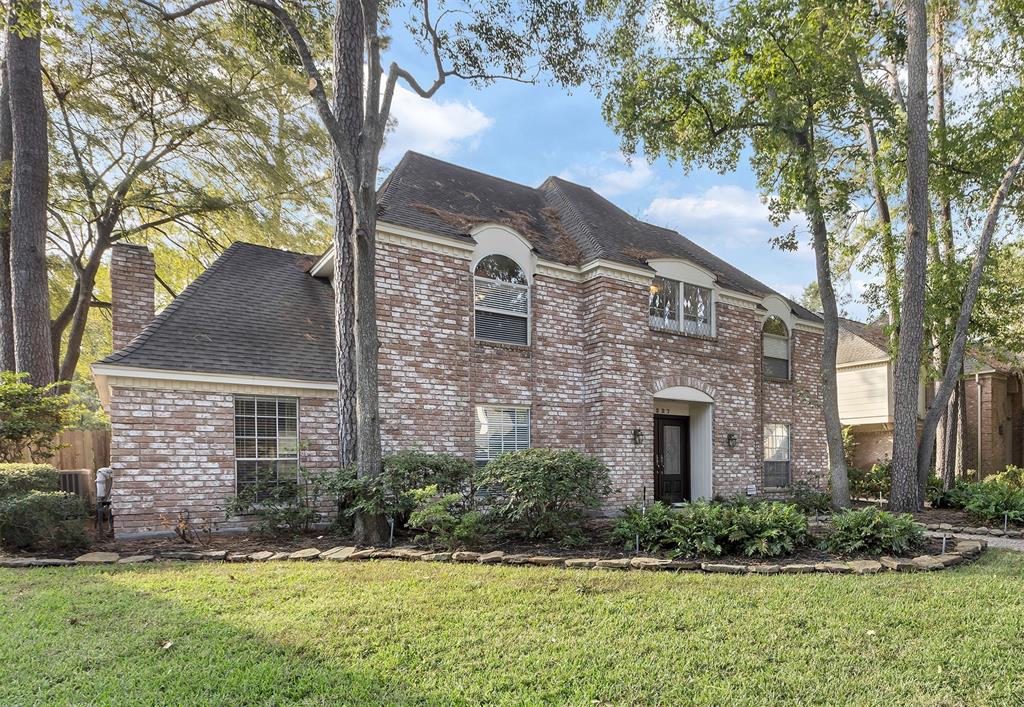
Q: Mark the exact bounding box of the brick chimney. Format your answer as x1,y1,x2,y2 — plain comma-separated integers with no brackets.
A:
110,243,155,351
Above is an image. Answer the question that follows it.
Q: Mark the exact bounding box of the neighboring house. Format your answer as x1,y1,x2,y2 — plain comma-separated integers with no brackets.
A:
836,317,1023,475
92,151,828,537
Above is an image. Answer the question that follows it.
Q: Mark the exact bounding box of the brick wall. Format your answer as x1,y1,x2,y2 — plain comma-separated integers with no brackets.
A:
847,424,893,469
963,372,1024,476
111,244,155,351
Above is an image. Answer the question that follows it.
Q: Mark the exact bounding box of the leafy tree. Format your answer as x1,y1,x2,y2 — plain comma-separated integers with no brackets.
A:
594,0,895,507
0,372,78,462
150,0,593,543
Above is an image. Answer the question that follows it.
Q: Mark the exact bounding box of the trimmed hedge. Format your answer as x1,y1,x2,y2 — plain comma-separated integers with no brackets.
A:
0,463,60,499
0,490,87,551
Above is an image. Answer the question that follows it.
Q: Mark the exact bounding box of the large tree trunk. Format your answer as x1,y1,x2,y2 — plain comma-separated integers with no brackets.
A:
55,245,107,384
332,0,360,469
916,145,1024,486
797,133,849,508
7,6,53,386
0,60,14,372
940,373,960,490
890,0,930,512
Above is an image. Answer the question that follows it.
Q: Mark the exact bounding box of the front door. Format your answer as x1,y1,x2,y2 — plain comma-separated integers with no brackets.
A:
654,415,691,504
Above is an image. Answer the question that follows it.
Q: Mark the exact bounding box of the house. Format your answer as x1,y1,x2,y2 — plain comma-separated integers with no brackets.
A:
92,152,828,537
837,317,1023,474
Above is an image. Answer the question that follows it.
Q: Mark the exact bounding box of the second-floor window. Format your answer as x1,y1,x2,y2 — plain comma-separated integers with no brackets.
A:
649,276,713,337
474,254,529,345
763,316,790,379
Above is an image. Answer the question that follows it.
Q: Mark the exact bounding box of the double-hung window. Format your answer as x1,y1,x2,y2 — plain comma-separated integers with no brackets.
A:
474,406,530,466
763,423,791,488
474,255,529,345
649,276,713,336
762,316,791,380
234,396,299,499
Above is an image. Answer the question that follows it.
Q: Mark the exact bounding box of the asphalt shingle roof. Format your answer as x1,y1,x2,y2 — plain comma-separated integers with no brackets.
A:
98,242,336,381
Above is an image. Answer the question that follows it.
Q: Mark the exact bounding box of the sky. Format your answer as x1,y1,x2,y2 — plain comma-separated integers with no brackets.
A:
378,31,874,321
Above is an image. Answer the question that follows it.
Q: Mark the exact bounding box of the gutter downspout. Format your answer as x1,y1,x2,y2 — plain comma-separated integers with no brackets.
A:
976,373,982,480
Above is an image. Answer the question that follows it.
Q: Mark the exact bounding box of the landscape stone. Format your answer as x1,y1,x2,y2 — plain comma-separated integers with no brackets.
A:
880,556,917,572
203,550,228,560
974,527,990,535
666,559,701,571
938,523,953,531
160,551,208,561
29,558,77,567
911,555,945,571
349,548,377,560
118,555,154,564
564,558,597,568
630,557,674,570
749,564,781,575
478,551,505,564
502,554,532,565
381,548,428,560
318,546,347,558
289,548,321,561
451,551,481,563
595,558,631,570
527,556,565,566
0,558,38,568
226,553,250,562
248,551,274,562
76,552,120,564
954,541,983,558
268,552,291,561
701,563,747,574
935,553,964,568
815,562,853,574
847,560,882,575
420,552,452,562
989,528,1004,537
323,547,357,562
780,564,816,574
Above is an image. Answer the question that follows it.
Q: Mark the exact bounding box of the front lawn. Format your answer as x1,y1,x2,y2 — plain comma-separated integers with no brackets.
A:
2,552,1023,705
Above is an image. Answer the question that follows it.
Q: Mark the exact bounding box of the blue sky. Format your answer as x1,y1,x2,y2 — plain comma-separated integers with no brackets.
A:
380,33,873,320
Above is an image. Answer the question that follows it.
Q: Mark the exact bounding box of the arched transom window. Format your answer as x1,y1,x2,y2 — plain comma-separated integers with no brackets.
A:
762,316,790,380
474,254,529,345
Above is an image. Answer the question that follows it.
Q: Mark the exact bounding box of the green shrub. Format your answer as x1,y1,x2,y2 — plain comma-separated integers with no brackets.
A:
0,491,87,551
407,485,488,549
481,448,611,540
789,483,832,515
849,462,891,499
0,372,79,462
666,501,808,558
961,481,1024,525
226,468,322,537
611,502,676,552
825,507,925,555
0,463,59,499
990,465,1024,491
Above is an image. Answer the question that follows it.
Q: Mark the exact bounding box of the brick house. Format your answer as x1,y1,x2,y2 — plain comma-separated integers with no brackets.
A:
837,317,1023,475
93,152,828,537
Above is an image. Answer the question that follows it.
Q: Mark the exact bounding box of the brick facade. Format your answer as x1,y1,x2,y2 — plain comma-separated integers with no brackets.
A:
105,236,828,536
110,243,155,351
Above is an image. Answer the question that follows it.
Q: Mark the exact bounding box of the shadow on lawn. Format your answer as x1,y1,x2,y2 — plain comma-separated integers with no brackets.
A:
0,563,453,705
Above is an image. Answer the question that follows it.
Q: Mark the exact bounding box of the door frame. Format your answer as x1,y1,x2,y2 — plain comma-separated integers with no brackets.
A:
653,414,691,503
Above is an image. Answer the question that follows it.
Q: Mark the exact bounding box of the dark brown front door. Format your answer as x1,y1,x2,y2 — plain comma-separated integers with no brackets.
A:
654,415,691,504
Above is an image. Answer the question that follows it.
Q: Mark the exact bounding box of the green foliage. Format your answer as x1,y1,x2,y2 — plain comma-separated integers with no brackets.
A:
407,485,488,549
665,502,809,558
825,508,925,556
0,373,78,462
610,502,676,552
842,426,857,469
990,465,1024,491
788,483,833,515
0,463,60,499
928,472,1024,525
480,448,611,540
849,462,891,499
0,491,87,551
226,468,322,538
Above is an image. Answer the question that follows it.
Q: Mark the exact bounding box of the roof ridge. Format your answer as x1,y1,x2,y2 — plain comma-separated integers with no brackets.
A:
402,150,541,192
98,242,247,365
538,178,608,263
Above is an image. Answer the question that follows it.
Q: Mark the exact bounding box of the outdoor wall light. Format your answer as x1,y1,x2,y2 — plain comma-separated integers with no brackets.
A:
727,433,738,448
632,428,645,445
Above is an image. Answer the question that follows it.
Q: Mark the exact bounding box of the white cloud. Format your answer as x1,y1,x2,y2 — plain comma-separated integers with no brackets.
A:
382,85,493,162
646,184,802,240
559,153,655,197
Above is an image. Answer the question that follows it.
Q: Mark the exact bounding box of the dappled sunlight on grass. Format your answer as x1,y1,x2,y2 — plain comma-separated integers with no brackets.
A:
1,551,1023,704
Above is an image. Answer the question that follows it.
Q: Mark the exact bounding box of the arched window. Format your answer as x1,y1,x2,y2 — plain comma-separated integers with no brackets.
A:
474,254,529,345
762,316,790,379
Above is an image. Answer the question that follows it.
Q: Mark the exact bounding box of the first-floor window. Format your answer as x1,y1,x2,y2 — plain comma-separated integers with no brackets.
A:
763,423,791,487
235,396,299,499
475,406,530,466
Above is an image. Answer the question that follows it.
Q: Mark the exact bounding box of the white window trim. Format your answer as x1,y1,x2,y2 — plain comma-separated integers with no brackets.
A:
473,257,532,346
474,405,531,465
233,395,301,496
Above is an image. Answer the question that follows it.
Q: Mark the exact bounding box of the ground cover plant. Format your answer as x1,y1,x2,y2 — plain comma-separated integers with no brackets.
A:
0,463,86,551
1,552,1022,704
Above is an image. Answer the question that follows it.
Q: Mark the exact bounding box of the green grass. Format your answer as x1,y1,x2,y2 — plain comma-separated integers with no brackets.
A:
2,552,1023,705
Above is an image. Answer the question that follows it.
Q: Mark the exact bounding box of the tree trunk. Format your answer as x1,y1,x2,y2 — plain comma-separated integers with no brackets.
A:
7,6,53,386
941,373,959,490
55,244,107,384
332,0,360,469
797,133,849,508
890,0,929,512
916,145,1024,486
954,378,966,480
0,60,14,372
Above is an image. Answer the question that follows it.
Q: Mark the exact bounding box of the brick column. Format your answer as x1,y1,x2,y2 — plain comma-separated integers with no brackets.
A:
111,244,155,351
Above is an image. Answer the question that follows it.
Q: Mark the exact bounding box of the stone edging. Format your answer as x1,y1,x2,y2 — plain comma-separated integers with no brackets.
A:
0,538,988,574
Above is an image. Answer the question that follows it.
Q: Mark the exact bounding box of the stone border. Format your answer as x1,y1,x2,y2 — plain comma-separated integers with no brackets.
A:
0,539,988,573
806,514,1022,539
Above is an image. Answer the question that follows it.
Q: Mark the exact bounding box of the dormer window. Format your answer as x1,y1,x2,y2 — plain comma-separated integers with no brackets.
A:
763,316,790,379
474,254,529,345
649,276,713,337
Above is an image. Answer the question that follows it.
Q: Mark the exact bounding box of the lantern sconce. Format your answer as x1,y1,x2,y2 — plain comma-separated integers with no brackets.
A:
727,433,738,448
632,428,645,445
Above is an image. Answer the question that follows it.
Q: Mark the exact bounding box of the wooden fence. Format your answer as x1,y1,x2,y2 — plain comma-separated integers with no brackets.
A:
38,429,111,471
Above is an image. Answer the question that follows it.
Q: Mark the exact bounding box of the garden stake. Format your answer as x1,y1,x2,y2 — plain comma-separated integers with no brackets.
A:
941,535,947,554
388,517,395,547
